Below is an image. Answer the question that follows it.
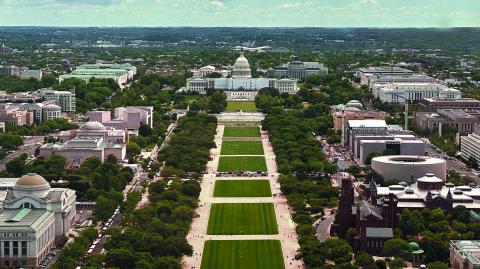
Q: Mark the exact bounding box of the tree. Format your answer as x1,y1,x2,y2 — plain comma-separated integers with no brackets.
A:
427,261,448,269
127,142,142,157
6,156,26,176
388,258,405,269
365,152,382,165
95,195,117,221
106,248,137,269
355,253,377,269
207,91,226,113
345,228,357,247
139,123,153,137
323,239,352,264
466,156,478,169
383,239,411,259
346,165,360,177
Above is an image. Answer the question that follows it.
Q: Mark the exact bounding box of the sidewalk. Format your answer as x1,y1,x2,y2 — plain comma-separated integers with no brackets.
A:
182,125,304,269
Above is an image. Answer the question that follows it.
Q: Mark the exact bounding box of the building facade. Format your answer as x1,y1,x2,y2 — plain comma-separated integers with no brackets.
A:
356,66,414,85
332,174,480,255
0,173,76,268
59,63,136,87
418,98,480,112
88,106,153,131
461,133,480,165
0,104,33,126
414,109,480,135
371,155,446,182
40,121,127,165
32,88,76,112
374,83,461,104
186,53,298,101
267,59,328,79
450,240,480,269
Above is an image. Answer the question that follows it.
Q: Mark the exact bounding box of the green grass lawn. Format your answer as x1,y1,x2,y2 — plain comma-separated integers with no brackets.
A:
226,101,257,112
223,127,261,137
201,240,285,269
220,141,264,155
213,180,271,197
207,203,278,235
184,95,200,103
217,156,267,172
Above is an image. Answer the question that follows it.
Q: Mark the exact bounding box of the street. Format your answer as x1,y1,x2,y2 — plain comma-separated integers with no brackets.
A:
0,135,46,171
423,139,480,183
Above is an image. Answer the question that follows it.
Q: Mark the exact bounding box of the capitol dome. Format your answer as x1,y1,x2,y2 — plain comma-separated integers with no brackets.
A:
79,121,107,132
13,173,51,199
232,52,252,78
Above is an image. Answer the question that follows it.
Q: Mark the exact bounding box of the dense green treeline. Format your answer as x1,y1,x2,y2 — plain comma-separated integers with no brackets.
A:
103,113,217,269
158,112,218,176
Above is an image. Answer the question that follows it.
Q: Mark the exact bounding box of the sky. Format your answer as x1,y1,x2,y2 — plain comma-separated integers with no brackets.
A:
1,0,479,27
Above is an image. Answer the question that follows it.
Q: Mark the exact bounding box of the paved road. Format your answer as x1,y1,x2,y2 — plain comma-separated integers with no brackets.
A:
0,136,46,171
316,214,335,241
423,139,480,183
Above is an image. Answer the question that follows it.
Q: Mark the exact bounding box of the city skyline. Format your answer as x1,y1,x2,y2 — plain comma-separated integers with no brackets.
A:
1,0,479,28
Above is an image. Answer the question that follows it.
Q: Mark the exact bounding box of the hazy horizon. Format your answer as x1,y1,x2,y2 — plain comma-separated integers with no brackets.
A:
1,0,479,28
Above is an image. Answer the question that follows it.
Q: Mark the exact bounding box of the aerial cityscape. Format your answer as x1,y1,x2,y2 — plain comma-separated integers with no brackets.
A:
0,1,480,269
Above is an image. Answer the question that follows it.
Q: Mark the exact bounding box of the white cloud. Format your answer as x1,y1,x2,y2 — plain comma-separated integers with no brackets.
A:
278,2,303,9
358,0,378,4
210,0,224,8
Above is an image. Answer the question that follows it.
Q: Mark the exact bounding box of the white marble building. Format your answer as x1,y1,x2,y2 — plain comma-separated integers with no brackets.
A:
186,53,298,100
0,173,76,268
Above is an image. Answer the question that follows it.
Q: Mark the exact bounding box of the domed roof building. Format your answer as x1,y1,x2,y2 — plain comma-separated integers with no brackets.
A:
79,121,107,132
346,100,364,109
232,52,252,78
41,120,127,165
0,173,76,267
13,173,51,199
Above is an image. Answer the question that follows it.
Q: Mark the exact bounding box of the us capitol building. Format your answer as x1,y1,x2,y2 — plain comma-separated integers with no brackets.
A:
0,173,76,268
186,52,298,101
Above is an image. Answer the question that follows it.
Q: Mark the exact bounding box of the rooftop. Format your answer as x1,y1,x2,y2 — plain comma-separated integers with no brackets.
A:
365,227,393,238
0,209,51,229
348,119,387,128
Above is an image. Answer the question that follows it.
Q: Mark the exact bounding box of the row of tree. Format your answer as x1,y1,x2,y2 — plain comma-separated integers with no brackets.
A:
158,112,218,176
103,113,217,269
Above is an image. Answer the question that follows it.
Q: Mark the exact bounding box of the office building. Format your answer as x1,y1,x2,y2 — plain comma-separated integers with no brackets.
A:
345,119,388,147
450,240,480,269
59,63,136,87
20,101,61,123
40,121,127,165
374,83,461,104
77,63,137,80
358,137,425,165
32,88,76,112
367,74,436,88
0,104,33,126
331,101,386,132
418,98,480,112
461,133,480,165
0,66,42,80
414,109,480,134
267,59,328,79
0,173,76,268
88,106,153,131
186,53,298,101
356,66,414,85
